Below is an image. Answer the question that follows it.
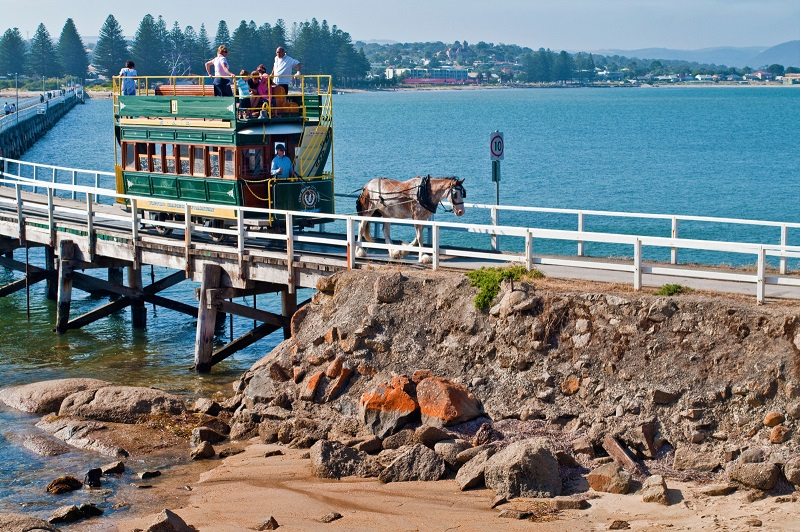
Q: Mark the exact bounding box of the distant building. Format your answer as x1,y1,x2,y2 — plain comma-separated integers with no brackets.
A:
695,74,714,82
783,73,800,85
403,67,472,84
384,68,410,80
744,71,773,81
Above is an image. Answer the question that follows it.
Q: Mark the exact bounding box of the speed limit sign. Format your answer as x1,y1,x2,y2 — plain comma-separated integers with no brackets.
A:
490,131,504,161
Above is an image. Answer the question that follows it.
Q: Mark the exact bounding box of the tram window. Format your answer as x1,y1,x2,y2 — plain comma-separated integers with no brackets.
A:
177,145,190,175
165,144,176,174
123,143,135,170
209,147,220,178
243,148,263,176
223,149,235,178
138,143,149,172
193,147,205,176
152,144,163,173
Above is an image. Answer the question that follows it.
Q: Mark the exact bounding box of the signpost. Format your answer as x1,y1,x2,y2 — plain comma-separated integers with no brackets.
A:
490,131,504,250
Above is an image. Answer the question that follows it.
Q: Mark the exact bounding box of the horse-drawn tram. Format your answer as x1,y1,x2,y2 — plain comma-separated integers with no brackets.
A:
112,74,334,237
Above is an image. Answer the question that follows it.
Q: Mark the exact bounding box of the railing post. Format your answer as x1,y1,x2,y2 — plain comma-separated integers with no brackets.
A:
237,208,245,274
47,188,55,246
285,213,295,294
130,198,140,269
671,217,678,264
491,206,498,251
780,224,788,274
577,212,584,257
86,193,94,261
71,170,77,200
346,217,356,269
633,238,642,291
757,245,765,304
431,224,439,270
184,204,192,275
15,184,24,243
525,230,533,270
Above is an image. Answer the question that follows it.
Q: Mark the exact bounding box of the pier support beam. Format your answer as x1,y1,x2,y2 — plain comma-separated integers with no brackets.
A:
108,267,123,301
194,264,222,373
45,246,57,300
127,266,146,328
281,287,297,339
55,240,75,333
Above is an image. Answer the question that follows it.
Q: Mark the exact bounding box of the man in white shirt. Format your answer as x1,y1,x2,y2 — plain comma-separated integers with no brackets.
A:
271,47,301,94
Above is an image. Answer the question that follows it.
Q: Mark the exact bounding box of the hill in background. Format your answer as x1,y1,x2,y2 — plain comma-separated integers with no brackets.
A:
593,41,799,69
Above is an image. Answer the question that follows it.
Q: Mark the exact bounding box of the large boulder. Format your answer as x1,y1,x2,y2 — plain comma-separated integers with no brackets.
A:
728,461,780,490
309,440,383,479
641,474,669,505
360,376,419,438
484,438,562,498
586,463,632,494
378,443,448,483
58,386,186,423
455,448,495,490
784,456,800,487
144,509,194,532
0,512,59,531
416,377,483,427
0,378,110,414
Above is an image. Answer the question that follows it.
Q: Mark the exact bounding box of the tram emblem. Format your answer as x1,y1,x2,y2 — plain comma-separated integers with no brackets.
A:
299,185,320,211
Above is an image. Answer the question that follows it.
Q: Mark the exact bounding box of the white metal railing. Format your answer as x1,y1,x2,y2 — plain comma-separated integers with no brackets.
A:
1,168,800,303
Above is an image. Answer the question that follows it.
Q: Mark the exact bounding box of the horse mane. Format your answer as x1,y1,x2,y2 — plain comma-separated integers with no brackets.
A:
356,188,368,215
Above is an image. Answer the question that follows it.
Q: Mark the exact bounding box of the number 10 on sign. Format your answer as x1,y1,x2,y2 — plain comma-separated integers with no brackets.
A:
490,131,504,161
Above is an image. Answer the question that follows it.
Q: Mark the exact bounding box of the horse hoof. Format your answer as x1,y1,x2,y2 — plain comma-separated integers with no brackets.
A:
419,254,432,264
355,248,366,258
389,248,408,260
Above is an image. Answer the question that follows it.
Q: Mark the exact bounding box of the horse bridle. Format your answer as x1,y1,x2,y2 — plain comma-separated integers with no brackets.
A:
440,179,465,213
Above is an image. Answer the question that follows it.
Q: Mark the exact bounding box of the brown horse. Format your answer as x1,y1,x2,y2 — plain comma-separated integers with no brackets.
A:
355,175,466,263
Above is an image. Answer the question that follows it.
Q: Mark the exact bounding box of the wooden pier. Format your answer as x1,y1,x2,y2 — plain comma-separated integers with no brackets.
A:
2,158,800,372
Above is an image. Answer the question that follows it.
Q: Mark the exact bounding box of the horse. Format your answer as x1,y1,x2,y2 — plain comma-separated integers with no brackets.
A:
355,175,466,263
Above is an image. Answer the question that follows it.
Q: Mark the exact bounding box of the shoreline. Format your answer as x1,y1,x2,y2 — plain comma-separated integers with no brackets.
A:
103,440,797,532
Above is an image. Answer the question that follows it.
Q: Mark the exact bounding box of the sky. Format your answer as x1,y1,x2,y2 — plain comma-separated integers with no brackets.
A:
1,0,798,52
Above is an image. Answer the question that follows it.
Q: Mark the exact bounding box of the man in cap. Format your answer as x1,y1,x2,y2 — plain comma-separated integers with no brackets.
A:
270,143,294,178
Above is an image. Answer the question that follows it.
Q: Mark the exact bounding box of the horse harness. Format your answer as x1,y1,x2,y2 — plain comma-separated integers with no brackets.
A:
376,175,465,214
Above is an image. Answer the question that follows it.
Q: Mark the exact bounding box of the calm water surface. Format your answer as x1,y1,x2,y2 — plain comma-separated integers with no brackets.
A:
1,86,799,519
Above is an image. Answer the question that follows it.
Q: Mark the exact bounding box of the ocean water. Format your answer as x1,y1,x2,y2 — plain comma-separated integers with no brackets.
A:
1,86,798,520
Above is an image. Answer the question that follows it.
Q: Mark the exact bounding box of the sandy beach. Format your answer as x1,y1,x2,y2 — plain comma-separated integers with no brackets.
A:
95,440,798,532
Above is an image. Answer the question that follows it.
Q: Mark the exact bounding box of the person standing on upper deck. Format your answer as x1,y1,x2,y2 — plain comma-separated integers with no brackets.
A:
271,47,300,94
205,45,234,97
119,60,137,95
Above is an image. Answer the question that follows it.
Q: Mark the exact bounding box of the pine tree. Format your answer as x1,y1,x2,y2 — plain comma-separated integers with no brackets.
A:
0,28,27,75
229,20,260,72
93,15,128,78
196,24,213,72
165,21,188,75
28,23,61,77
214,21,230,50
129,14,166,76
58,18,88,78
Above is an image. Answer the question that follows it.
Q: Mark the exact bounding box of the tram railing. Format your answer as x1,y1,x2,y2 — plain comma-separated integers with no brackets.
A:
2,166,800,303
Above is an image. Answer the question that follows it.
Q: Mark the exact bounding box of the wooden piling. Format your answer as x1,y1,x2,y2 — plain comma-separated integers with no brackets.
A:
194,264,222,373
127,266,146,328
108,267,123,301
281,287,297,339
45,246,56,300
55,240,74,333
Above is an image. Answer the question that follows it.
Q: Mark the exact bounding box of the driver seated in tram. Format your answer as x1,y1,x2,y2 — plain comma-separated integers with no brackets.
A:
270,143,295,178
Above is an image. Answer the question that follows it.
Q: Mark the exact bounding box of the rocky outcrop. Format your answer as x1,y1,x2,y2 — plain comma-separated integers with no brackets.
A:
360,375,418,438
0,378,110,414
378,443,448,483
309,440,382,479
58,385,186,423
416,377,483,427
586,463,632,494
0,513,59,532
483,438,561,498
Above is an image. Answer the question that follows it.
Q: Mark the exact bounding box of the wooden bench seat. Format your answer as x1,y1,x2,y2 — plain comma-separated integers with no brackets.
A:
154,84,215,96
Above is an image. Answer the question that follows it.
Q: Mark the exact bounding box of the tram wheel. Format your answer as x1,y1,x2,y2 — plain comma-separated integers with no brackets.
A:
209,219,227,243
150,212,174,236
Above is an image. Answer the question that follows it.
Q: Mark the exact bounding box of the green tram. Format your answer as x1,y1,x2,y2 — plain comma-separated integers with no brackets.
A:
112,74,334,237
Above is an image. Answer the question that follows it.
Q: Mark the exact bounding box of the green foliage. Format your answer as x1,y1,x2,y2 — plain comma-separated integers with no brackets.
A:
655,284,691,296
57,19,88,78
466,266,543,311
130,14,166,76
28,23,61,77
0,27,28,75
93,15,128,78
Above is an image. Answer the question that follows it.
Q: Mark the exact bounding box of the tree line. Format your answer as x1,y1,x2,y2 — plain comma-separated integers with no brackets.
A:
0,15,370,86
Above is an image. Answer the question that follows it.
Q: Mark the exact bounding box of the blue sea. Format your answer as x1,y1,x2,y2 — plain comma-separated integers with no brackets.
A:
1,86,799,520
